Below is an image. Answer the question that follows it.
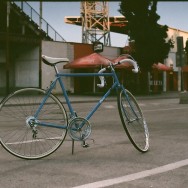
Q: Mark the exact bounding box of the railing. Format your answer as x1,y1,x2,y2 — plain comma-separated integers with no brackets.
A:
12,1,66,42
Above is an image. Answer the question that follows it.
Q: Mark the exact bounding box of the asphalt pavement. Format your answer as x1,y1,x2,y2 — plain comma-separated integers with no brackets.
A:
0,91,188,188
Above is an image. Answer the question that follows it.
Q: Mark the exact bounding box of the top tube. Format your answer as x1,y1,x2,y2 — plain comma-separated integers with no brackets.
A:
57,72,113,77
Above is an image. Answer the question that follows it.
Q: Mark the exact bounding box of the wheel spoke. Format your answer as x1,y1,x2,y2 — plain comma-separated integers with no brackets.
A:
0,88,68,159
118,89,149,152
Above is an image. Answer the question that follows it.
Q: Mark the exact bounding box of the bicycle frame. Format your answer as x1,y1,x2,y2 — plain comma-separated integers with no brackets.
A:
0,55,149,160
34,66,131,130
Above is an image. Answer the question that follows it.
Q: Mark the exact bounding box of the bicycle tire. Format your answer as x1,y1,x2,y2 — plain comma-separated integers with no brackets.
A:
0,88,68,159
117,89,149,153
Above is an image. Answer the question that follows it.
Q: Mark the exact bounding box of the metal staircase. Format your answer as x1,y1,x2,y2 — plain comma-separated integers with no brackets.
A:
11,1,66,42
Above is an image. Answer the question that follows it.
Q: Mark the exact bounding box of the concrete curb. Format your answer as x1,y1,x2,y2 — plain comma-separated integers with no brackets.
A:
0,92,180,105
58,92,180,104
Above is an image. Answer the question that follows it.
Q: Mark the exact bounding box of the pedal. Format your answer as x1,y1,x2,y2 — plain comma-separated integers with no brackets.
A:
82,141,89,148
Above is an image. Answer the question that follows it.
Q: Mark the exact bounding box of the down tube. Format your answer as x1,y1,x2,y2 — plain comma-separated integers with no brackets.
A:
85,82,118,121
34,79,57,118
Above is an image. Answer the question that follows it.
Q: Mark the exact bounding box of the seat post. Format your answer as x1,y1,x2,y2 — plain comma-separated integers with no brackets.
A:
54,65,59,74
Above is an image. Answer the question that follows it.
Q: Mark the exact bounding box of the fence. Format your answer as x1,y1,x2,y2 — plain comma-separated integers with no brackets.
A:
12,1,66,42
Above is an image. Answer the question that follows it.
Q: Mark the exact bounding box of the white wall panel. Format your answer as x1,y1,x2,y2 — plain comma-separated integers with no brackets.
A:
42,41,74,93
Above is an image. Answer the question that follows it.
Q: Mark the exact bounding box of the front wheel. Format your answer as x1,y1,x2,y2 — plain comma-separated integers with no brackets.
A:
117,89,149,153
0,88,68,159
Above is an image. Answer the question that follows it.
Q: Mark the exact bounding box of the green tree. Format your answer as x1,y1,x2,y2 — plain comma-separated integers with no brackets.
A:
119,0,174,70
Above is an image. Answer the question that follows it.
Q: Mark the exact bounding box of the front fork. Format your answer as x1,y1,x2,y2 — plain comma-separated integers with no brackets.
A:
119,85,139,121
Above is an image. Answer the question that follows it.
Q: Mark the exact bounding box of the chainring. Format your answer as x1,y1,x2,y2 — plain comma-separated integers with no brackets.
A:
68,117,91,141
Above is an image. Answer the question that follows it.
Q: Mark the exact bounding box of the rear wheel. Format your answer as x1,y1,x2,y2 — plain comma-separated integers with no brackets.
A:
118,89,149,152
0,88,68,159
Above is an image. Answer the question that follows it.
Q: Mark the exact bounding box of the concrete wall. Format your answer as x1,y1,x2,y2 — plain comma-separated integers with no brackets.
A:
14,44,39,87
0,44,39,94
42,41,74,93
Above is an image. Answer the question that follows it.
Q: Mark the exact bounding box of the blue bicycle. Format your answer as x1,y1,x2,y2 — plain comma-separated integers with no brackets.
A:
0,55,149,159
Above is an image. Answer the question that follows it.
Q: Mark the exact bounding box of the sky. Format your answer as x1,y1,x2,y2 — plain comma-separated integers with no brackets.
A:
27,1,188,47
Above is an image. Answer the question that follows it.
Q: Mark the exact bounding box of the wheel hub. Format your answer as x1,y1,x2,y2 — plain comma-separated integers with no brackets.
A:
26,116,37,128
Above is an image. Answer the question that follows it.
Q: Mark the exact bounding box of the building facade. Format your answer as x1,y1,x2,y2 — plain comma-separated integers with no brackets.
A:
1,1,188,95
41,27,188,95
165,27,188,92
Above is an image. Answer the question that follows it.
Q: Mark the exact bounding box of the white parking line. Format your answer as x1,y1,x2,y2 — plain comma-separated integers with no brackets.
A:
138,103,146,107
150,103,160,106
104,105,116,109
72,159,188,188
6,137,62,145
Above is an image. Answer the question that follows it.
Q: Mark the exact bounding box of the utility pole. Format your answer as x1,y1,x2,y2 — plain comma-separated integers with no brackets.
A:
6,2,10,94
39,1,42,30
176,36,187,91
39,1,43,89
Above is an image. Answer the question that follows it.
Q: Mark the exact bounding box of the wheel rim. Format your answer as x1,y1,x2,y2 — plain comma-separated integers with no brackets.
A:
119,90,149,152
0,88,67,159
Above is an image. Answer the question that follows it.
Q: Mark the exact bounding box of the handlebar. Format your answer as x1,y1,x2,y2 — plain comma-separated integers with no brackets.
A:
118,58,139,73
97,57,139,88
97,68,106,88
